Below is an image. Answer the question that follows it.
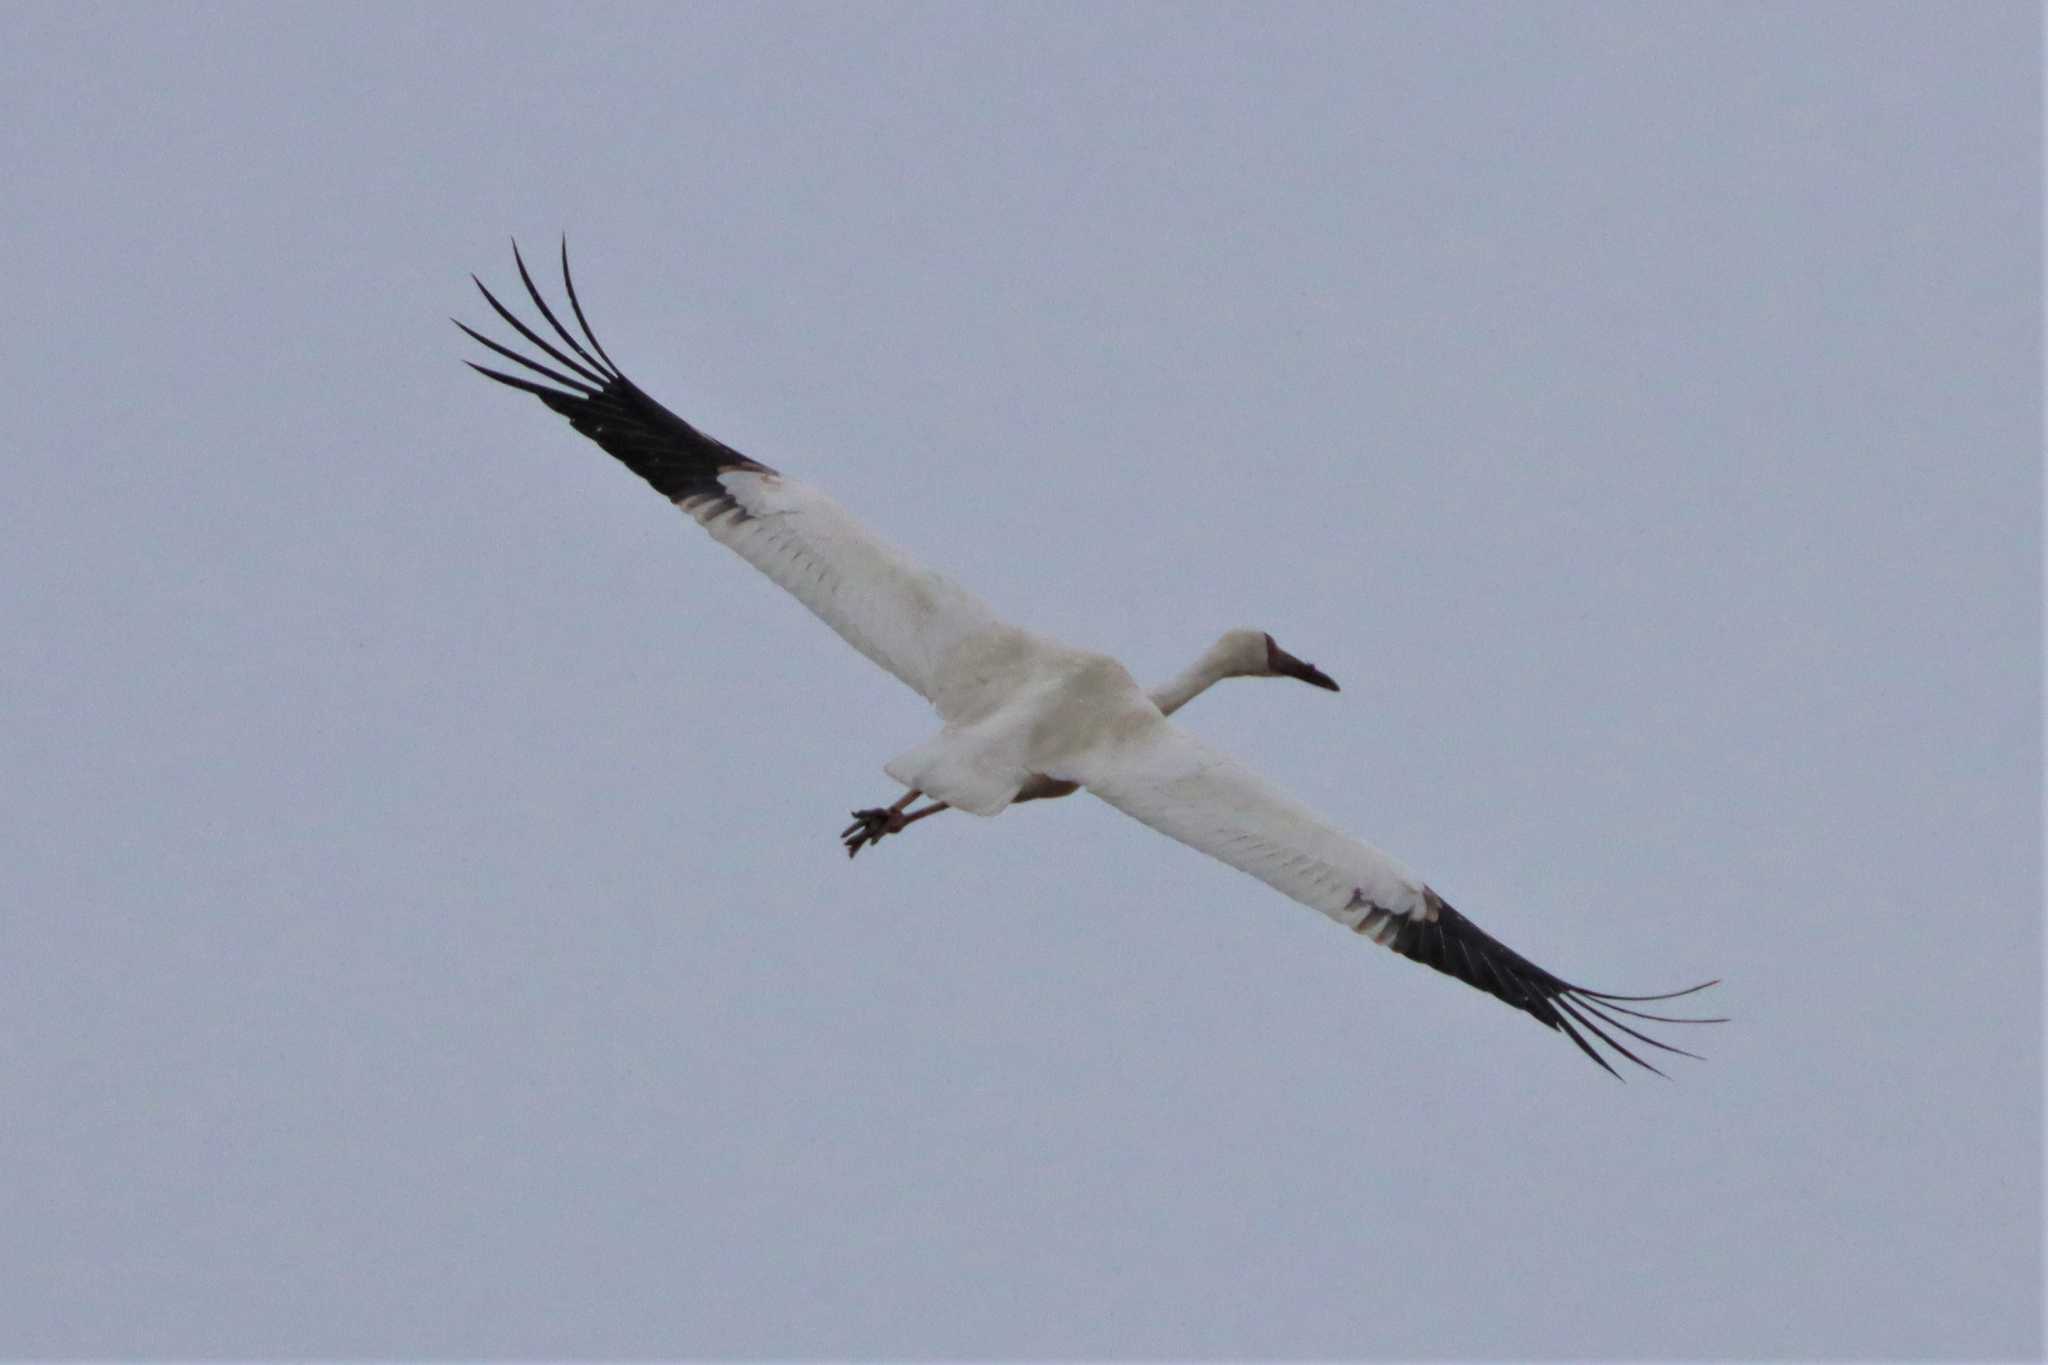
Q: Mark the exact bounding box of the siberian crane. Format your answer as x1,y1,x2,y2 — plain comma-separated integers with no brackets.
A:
460,242,1720,1077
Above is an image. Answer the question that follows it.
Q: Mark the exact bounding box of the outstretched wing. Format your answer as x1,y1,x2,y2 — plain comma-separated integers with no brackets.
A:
459,240,1006,705
1059,715,1722,1077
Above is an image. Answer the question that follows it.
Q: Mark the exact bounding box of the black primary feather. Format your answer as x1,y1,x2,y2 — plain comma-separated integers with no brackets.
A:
459,238,775,509
1360,891,1722,1079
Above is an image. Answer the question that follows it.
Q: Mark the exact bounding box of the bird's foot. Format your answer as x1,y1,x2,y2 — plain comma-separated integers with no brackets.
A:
841,807,907,858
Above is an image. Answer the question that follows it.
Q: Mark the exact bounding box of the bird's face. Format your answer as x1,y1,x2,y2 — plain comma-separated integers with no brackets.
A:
1242,629,1340,691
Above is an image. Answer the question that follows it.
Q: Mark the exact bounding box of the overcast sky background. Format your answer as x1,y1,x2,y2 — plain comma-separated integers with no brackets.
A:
1,2,2038,1359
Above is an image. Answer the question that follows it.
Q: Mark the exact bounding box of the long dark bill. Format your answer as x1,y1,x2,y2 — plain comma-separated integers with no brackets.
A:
1266,637,1340,691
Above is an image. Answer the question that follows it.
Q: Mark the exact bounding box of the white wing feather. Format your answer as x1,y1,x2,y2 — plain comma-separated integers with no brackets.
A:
684,470,1006,704
1058,712,1432,936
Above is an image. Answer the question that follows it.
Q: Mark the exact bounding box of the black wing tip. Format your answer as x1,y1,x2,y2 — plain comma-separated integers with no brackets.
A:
508,237,616,385
459,241,783,500
1578,977,1722,1004
1387,897,1722,1077
463,359,572,402
460,239,639,410
557,235,622,373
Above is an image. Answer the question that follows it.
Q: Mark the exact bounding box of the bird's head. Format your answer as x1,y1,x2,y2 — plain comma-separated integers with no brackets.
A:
1213,628,1340,691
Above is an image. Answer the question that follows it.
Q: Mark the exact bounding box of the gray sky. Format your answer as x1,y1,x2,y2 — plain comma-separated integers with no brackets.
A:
1,1,2038,1358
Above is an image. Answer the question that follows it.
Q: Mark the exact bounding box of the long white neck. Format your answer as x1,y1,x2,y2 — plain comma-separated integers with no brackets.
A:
1147,639,1242,716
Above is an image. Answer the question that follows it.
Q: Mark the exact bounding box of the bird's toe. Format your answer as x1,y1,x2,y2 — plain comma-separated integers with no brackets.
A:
841,808,894,858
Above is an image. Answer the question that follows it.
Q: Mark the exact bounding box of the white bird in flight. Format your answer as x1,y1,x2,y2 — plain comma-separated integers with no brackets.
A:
460,241,1721,1077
